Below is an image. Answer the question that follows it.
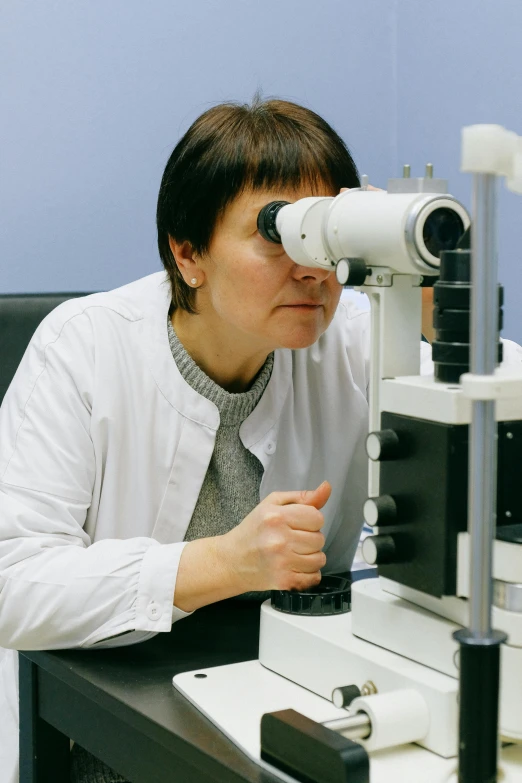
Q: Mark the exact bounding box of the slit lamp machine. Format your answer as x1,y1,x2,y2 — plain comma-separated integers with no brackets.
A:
173,124,522,783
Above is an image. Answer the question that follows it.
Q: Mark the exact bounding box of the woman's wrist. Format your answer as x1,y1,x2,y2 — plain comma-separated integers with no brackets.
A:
173,534,243,613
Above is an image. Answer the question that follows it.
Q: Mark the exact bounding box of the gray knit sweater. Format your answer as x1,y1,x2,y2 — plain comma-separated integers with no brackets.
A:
167,318,274,541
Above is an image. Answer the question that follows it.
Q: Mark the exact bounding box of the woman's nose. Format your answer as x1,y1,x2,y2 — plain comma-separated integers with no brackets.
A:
290,260,333,282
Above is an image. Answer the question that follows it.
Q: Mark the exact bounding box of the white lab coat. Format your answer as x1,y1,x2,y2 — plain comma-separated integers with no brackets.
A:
0,272,372,782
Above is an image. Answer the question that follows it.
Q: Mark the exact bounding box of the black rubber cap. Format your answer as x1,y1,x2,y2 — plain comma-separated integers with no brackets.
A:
271,575,351,616
257,201,290,243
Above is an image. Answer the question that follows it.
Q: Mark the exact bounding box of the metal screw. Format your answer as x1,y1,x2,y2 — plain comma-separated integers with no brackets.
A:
376,274,384,284
507,432,514,439
403,164,411,179
426,163,434,178
361,680,378,696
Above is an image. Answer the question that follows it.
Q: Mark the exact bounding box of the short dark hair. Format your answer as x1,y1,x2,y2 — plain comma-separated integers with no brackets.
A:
156,97,360,313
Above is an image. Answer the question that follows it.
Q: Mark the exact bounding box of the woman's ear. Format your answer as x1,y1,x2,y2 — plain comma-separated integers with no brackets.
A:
168,237,200,284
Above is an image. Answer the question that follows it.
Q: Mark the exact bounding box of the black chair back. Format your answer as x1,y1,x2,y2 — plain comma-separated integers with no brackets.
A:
0,293,92,405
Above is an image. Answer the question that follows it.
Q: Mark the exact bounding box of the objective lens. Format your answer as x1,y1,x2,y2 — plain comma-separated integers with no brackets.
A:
423,208,464,258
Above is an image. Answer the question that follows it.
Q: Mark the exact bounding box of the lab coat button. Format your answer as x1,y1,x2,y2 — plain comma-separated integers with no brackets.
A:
147,601,161,621
264,441,276,455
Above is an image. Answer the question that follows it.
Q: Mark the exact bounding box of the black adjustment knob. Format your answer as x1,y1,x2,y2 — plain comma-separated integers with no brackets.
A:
363,495,397,527
335,258,368,286
332,684,361,709
365,429,400,461
271,575,351,616
362,534,397,565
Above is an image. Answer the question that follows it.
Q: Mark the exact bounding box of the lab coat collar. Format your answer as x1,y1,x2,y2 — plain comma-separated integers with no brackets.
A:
239,347,291,449
135,273,292,438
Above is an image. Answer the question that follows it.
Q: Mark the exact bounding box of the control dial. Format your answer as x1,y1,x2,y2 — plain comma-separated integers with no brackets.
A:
363,495,397,527
332,684,362,709
362,534,397,566
271,575,351,616
366,429,400,461
335,257,368,286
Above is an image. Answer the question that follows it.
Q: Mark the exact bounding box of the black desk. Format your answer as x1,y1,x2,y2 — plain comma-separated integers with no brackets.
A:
19,599,280,783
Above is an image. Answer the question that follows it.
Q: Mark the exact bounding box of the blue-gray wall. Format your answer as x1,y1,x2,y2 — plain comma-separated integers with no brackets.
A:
2,0,522,340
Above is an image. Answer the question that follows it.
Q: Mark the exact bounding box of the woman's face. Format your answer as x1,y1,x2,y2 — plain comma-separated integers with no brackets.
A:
194,186,342,352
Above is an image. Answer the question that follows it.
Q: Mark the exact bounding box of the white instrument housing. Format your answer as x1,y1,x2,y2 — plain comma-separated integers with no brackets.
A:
275,190,470,276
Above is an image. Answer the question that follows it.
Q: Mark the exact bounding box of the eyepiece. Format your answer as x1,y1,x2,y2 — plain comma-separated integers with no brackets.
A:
257,201,290,244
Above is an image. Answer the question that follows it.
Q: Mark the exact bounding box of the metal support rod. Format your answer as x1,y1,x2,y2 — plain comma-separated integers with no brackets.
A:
468,172,498,636
323,713,371,741
454,171,506,783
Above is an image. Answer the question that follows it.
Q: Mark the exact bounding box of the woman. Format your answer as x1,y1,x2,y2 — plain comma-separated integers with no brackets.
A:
0,97,373,781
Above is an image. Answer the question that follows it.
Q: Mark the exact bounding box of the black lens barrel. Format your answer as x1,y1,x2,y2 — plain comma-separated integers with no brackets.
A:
433,228,504,383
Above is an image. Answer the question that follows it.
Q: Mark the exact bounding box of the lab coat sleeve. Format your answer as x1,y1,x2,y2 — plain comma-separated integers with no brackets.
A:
0,308,190,651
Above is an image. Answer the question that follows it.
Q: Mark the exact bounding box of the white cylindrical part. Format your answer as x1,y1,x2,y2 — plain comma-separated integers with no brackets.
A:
349,689,430,752
276,197,334,270
323,190,470,275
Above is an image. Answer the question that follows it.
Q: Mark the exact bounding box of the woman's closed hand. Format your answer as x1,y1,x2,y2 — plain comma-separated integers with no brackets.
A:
218,481,331,593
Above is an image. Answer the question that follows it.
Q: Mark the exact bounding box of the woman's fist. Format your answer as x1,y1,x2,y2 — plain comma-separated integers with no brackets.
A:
218,481,332,593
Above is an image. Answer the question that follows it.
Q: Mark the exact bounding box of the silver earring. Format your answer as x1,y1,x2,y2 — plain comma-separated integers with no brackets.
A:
190,278,198,286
